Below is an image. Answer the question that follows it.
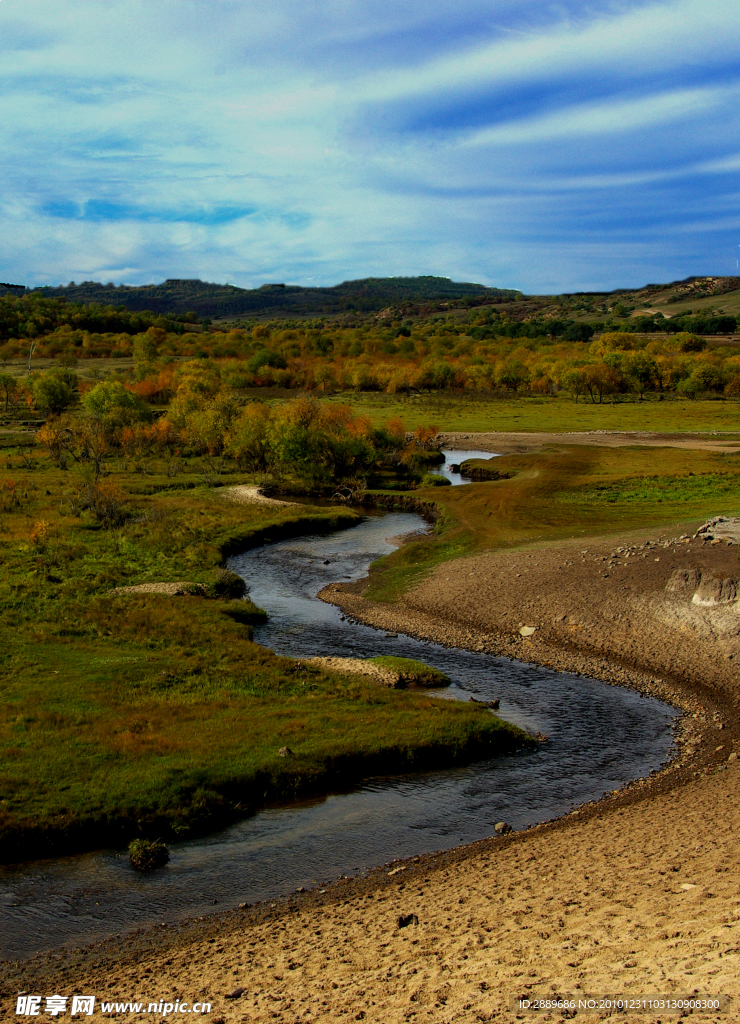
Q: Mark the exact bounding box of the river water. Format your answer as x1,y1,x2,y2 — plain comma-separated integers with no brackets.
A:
435,449,495,485
0,458,677,961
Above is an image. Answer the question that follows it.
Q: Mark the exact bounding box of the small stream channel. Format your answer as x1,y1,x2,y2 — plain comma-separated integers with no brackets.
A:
0,452,678,961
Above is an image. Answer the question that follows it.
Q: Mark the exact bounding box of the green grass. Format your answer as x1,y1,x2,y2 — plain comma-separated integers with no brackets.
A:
363,444,740,602
324,392,740,434
564,472,740,506
0,450,526,860
368,656,451,688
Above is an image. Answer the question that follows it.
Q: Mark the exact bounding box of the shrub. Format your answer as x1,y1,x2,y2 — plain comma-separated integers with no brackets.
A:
421,473,451,487
32,368,78,414
129,838,170,871
200,569,247,599
70,483,130,528
220,598,268,626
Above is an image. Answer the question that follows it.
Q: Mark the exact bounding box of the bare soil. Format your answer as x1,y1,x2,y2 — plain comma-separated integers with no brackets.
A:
440,429,740,455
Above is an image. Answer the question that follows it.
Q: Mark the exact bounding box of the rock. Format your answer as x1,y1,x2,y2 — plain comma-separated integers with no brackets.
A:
128,839,170,872
225,988,244,1000
278,746,293,757
384,632,398,638
696,516,740,544
494,821,512,835
397,913,418,928
728,752,738,762
470,697,500,709
519,626,536,637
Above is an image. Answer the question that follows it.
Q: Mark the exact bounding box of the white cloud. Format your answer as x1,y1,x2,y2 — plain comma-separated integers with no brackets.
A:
357,0,740,104
0,0,739,290
458,85,738,147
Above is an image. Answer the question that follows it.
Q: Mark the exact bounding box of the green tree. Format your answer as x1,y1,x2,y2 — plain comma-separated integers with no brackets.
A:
31,368,77,415
675,375,702,400
225,403,274,471
584,362,622,403
0,372,17,412
132,328,162,379
82,380,149,424
691,362,725,392
623,352,659,399
560,367,588,402
496,360,529,392
562,322,594,342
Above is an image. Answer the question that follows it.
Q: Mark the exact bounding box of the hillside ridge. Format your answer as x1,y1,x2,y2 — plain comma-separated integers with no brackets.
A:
18,276,516,319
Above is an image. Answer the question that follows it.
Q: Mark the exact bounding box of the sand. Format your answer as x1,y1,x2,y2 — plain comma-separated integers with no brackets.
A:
303,656,400,687
5,520,740,1021
220,485,296,508
10,768,738,1023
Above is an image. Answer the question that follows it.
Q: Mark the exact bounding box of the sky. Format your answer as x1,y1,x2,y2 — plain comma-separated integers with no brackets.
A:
2,0,740,294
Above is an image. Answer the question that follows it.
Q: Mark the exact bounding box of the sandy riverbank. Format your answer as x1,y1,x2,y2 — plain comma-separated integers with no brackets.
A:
3,523,740,1023
439,429,740,455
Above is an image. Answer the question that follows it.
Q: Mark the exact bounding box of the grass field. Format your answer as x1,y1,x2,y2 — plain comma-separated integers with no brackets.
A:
0,450,523,861
326,393,740,435
364,444,740,602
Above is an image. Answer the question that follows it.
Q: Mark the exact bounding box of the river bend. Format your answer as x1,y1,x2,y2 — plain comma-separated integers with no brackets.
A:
0,486,677,960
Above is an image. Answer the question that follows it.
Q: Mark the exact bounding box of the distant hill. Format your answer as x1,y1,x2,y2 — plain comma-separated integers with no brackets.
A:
28,276,518,319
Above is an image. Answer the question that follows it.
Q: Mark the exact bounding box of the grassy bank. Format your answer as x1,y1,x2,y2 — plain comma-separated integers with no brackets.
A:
368,656,451,688
363,443,740,602
325,393,740,434
0,450,525,862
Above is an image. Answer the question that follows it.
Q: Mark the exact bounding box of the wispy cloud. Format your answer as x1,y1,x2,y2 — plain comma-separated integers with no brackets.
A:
1,0,739,291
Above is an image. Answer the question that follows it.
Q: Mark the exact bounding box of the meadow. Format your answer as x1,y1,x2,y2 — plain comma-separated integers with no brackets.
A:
324,391,740,434
0,446,523,862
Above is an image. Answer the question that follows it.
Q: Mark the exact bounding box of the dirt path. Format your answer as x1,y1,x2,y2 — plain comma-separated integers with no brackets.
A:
440,429,740,455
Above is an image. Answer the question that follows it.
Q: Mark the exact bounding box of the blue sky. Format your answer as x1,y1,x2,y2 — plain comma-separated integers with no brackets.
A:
2,0,740,293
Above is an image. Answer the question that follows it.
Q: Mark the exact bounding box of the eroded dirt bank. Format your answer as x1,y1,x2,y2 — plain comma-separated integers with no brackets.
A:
4,526,740,1023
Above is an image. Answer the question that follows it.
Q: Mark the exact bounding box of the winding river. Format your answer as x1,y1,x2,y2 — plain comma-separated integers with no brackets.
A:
0,452,677,961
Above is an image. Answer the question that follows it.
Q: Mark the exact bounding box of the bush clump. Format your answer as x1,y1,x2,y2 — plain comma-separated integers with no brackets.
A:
70,483,131,528
421,473,451,487
369,656,451,688
128,838,170,871
200,568,247,599
220,597,268,626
